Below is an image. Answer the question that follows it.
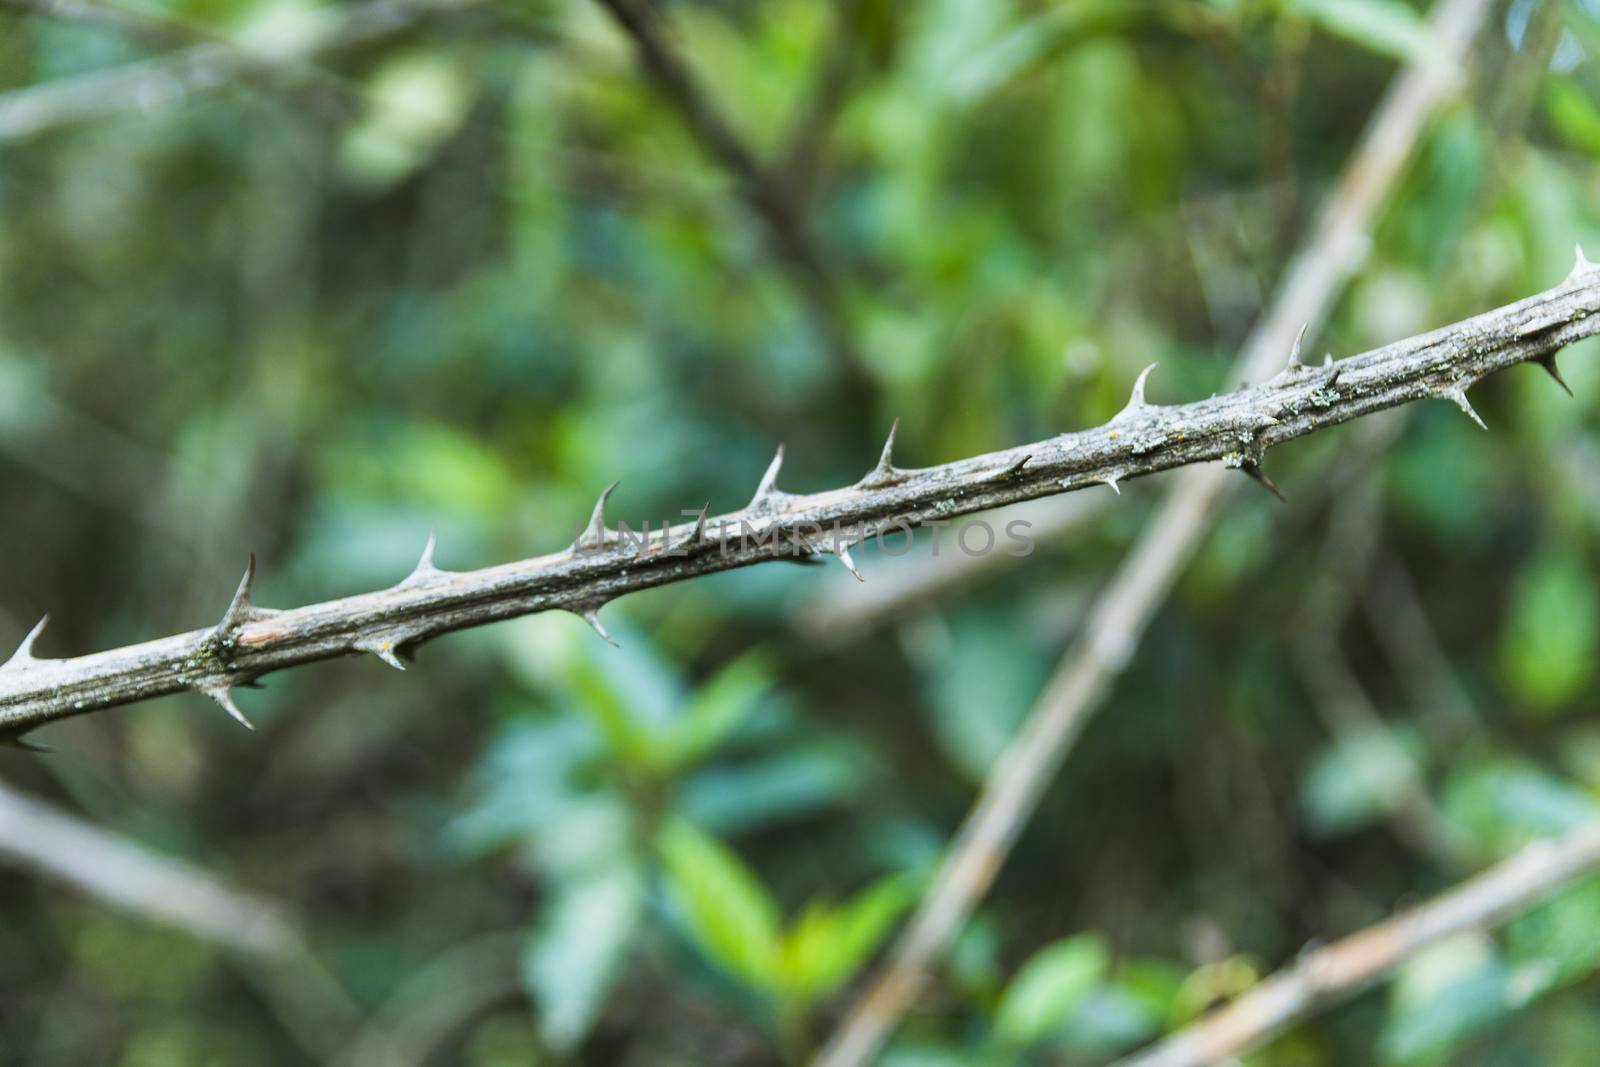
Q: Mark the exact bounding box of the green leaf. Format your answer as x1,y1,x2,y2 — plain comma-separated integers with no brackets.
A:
522,863,645,1051
1292,0,1440,67
660,652,772,770
782,872,919,1000
1498,548,1599,714
995,933,1110,1045
567,658,655,768
1380,933,1511,1064
1506,880,1600,996
1544,79,1600,159
1301,727,1424,837
657,819,783,990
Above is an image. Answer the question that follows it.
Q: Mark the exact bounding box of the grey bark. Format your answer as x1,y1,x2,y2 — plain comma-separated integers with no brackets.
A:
2,261,1596,740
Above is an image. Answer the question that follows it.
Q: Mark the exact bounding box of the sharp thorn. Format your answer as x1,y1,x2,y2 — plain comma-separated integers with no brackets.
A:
1448,387,1488,430
1535,355,1574,397
750,445,786,508
200,683,255,731
671,502,710,553
1099,474,1122,495
859,420,906,487
832,543,864,582
579,606,619,647
4,614,50,669
573,482,619,553
1289,322,1308,369
216,553,258,635
1,732,51,753
1129,363,1158,406
417,529,438,570
1240,461,1285,502
965,453,1030,485
1570,242,1596,282
357,638,408,671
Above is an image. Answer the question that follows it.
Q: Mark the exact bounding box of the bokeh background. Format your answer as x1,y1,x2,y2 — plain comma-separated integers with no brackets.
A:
3,0,1600,1064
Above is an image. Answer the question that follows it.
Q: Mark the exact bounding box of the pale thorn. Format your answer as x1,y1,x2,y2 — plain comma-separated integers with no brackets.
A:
832,544,864,582
1114,363,1159,420
579,607,619,648
1569,242,1596,283
200,683,254,731
1289,322,1309,369
860,420,905,487
400,529,442,586
1099,474,1122,495
964,453,1030,485
573,482,619,552
1448,386,1488,430
356,638,407,671
0,732,50,753
3,615,50,669
750,445,786,507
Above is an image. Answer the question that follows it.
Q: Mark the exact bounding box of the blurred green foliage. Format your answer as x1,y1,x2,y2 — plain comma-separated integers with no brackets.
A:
3,0,1600,1064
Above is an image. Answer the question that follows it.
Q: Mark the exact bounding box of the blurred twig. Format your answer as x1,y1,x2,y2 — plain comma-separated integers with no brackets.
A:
0,0,488,142
592,0,865,379
0,779,374,1061
810,1,1497,1063
0,778,297,953
1110,822,1600,1067
342,930,525,1067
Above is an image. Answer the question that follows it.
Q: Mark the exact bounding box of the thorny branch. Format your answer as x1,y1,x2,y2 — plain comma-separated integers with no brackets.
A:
2,259,1597,743
1111,822,1600,1067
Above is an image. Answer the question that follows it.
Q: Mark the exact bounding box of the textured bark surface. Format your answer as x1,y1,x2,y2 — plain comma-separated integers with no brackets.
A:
3,264,1597,739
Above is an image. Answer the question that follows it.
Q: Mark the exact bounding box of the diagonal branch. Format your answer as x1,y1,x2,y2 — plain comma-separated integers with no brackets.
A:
2,262,1596,742
1111,822,1600,1067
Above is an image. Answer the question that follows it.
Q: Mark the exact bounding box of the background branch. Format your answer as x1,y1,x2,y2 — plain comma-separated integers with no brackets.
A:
810,0,1499,1063
1112,822,1600,1067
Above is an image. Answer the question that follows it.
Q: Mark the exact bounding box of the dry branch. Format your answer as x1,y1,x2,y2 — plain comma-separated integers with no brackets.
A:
1112,822,1600,1067
2,261,1596,743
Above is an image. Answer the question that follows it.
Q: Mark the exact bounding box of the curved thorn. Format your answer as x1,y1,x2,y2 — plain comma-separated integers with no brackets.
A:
1448,387,1488,430
216,553,257,636
1571,242,1596,282
750,445,786,507
1535,355,1574,397
573,482,619,553
1115,364,1159,420
1099,474,1122,495
200,683,254,731
4,614,50,669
